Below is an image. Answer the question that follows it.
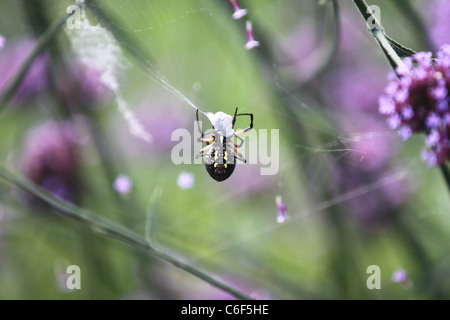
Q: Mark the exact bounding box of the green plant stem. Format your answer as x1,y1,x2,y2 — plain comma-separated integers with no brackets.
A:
0,11,74,110
0,165,252,300
352,0,403,69
440,164,450,195
314,0,340,80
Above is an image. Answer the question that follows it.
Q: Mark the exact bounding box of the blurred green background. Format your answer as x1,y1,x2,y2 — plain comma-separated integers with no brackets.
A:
0,0,449,299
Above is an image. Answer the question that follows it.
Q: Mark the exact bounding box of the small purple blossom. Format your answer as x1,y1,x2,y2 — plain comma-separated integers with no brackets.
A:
378,96,395,115
276,195,287,224
436,99,448,111
395,57,412,76
426,130,440,146
401,105,414,120
379,45,450,166
387,114,401,129
391,269,411,287
394,88,409,103
426,113,441,128
430,82,447,100
385,81,398,96
113,174,133,195
391,269,408,283
446,113,450,124
421,149,437,167
437,44,450,68
244,21,259,50
177,172,195,190
230,0,247,20
0,35,5,51
415,52,433,68
399,126,412,141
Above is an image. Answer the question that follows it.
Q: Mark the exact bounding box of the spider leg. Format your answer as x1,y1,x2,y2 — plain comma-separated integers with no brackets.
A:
195,143,213,159
196,109,205,142
233,134,245,148
231,145,247,163
201,136,214,144
232,107,239,127
232,111,253,135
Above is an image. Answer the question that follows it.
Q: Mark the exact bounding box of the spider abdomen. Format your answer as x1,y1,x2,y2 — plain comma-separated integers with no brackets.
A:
204,146,236,182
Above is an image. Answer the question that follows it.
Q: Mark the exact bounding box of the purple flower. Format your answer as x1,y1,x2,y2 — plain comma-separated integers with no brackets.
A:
0,38,49,102
401,105,414,120
426,112,442,128
230,0,247,20
379,45,450,166
391,269,411,287
387,114,401,129
276,195,287,224
20,121,79,204
399,126,412,141
58,60,111,110
113,174,133,195
378,96,396,115
177,172,195,190
426,130,440,147
421,148,437,167
437,44,450,68
0,35,5,51
391,269,407,283
244,21,259,50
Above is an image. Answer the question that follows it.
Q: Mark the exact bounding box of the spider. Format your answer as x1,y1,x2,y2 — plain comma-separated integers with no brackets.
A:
195,108,253,182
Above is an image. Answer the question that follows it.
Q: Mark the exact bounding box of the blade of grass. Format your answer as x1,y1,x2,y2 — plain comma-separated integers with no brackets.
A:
439,164,450,195
0,165,252,300
145,186,163,248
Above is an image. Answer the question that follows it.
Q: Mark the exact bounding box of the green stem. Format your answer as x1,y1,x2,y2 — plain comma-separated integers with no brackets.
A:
304,0,341,84
0,165,252,300
352,0,403,69
440,164,450,195
0,11,74,110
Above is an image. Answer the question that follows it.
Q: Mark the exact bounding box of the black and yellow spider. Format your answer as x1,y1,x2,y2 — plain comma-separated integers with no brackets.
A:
195,108,253,182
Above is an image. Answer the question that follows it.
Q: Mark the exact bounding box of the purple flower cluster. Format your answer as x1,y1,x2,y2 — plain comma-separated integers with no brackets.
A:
20,121,79,204
0,38,49,102
379,45,450,167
